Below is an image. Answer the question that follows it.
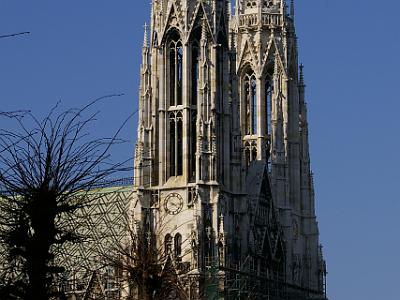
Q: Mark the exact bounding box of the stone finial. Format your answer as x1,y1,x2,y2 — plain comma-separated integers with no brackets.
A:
274,51,280,75
235,0,241,15
299,63,304,84
143,22,148,48
201,17,208,42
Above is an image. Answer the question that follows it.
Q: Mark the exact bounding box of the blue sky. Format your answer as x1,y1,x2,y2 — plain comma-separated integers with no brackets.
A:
1,1,399,299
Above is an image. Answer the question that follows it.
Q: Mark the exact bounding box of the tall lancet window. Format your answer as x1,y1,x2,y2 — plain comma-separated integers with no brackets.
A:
191,43,200,106
169,111,183,177
168,30,183,107
177,114,183,175
169,116,176,177
189,36,200,182
243,70,257,135
189,110,197,182
251,78,257,134
265,75,273,135
165,234,172,255
174,233,182,258
177,45,183,105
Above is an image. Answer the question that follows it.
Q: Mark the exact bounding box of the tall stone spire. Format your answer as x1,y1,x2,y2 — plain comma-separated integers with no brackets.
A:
290,0,295,19
299,63,305,86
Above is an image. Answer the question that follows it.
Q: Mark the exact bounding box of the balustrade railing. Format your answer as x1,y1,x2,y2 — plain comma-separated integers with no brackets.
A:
238,13,282,28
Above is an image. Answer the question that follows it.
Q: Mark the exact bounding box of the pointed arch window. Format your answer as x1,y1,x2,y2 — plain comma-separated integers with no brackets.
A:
174,233,182,258
189,30,201,182
265,75,274,135
244,141,258,166
191,42,200,106
177,45,183,105
168,31,183,107
169,111,183,177
165,234,172,255
177,115,183,175
189,110,197,182
169,116,176,177
216,33,225,112
243,70,257,135
251,78,257,134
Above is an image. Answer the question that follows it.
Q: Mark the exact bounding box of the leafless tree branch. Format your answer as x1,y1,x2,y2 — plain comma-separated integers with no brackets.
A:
0,96,133,300
0,32,30,39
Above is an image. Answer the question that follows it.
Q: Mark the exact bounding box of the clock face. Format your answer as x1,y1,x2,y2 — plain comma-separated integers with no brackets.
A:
164,193,183,215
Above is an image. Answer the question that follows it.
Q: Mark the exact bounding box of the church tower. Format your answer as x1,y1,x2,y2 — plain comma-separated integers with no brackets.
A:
233,0,326,292
133,0,327,298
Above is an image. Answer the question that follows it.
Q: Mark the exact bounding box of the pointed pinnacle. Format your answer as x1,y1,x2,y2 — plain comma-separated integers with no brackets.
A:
299,63,304,84
290,0,295,19
274,51,280,74
201,17,207,42
143,22,149,48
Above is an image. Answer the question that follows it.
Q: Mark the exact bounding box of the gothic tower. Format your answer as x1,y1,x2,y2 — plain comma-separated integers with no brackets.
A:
233,0,326,292
133,0,327,298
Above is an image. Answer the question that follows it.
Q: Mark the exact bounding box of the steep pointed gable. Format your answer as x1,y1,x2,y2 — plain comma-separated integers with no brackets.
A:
186,2,214,44
261,36,275,71
216,9,229,45
261,37,288,79
237,36,258,72
84,271,106,300
160,2,185,44
245,160,286,266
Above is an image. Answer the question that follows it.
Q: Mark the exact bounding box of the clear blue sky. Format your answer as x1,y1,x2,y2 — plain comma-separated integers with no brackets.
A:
1,1,399,299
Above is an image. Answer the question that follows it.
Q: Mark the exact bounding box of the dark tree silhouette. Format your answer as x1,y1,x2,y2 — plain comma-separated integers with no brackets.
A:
101,212,194,300
0,96,132,300
0,32,30,39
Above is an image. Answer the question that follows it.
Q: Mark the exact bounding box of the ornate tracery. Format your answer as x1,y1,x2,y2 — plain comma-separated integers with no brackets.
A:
165,234,173,255
129,1,328,298
168,29,183,107
166,29,184,178
265,74,273,135
189,30,201,182
174,233,182,258
244,141,258,166
243,69,257,136
169,111,183,177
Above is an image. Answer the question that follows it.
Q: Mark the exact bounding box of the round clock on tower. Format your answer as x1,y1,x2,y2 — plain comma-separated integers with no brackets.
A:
164,192,183,215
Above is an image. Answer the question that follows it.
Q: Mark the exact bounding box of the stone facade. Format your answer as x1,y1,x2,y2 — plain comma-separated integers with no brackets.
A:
132,0,327,299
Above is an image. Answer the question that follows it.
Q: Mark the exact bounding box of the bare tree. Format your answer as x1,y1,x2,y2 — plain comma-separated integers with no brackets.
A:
0,32,30,39
101,211,195,300
0,96,132,300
